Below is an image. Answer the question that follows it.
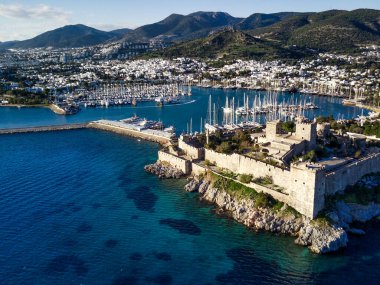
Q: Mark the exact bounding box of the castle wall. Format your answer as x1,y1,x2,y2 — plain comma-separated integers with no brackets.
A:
178,138,205,160
204,148,325,218
287,165,325,218
158,151,191,174
250,182,291,205
192,163,207,176
325,153,380,195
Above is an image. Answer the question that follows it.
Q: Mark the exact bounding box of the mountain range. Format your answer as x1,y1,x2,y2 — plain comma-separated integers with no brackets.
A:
1,9,379,54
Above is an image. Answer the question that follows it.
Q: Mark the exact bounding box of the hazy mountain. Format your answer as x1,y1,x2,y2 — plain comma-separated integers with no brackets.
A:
109,28,132,37
0,24,126,49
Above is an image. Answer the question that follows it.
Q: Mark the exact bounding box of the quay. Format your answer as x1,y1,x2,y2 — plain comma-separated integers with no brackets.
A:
88,120,174,145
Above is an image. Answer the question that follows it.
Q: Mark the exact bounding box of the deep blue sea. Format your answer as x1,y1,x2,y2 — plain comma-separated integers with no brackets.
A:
1,88,379,285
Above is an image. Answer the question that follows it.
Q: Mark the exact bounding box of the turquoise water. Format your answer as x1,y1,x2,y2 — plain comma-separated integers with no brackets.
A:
0,89,379,284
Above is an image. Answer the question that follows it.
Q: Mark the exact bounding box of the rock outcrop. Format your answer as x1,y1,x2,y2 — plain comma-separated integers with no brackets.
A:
186,176,348,254
144,162,184,179
329,200,380,227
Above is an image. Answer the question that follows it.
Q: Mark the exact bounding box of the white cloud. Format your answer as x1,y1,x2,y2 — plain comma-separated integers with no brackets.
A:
0,4,72,41
0,4,71,20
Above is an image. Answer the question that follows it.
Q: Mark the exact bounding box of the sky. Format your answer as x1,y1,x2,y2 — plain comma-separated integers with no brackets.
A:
0,0,379,42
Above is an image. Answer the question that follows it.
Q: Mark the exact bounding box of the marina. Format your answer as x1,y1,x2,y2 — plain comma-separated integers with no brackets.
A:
0,88,369,132
58,83,192,109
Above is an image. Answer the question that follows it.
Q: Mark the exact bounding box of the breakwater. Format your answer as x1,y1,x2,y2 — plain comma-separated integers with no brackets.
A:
0,120,174,146
0,123,88,134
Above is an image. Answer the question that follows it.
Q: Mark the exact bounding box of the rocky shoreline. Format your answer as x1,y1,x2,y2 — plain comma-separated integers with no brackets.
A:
145,161,380,254
144,162,184,179
184,176,348,254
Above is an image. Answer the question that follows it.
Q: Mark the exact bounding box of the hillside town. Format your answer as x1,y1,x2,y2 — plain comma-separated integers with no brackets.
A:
1,44,379,107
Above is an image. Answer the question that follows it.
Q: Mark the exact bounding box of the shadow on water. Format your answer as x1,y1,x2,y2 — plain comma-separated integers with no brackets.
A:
153,252,172,261
159,218,201,235
46,255,88,276
62,239,77,247
126,186,158,212
92,202,102,209
145,273,173,285
111,275,138,285
129,252,143,261
104,239,118,248
76,222,93,233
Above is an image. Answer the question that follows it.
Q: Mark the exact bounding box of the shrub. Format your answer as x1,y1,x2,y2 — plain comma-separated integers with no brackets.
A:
281,121,296,133
254,192,270,208
272,201,285,212
239,174,253,184
253,176,273,185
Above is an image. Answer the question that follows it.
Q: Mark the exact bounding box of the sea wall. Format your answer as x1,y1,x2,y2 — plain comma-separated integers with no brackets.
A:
325,153,380,195
158,150,191,175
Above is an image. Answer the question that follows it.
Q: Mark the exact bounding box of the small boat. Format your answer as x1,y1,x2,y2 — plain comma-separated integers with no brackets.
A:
155,96,164,107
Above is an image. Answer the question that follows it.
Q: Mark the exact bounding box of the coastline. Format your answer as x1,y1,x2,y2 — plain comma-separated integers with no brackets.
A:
145,161,380,254
356,103,380,113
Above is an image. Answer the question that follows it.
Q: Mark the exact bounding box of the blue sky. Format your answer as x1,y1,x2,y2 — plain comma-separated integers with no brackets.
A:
0,0,379,41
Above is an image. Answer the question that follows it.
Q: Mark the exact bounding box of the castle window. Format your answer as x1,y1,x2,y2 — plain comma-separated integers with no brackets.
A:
303,128,305,130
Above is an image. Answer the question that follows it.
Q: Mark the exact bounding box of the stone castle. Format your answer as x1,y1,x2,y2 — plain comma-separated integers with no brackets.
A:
158,120,380,219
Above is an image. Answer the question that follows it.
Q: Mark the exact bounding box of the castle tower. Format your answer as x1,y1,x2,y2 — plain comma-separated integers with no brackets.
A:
266,120,282,141
295,122,317,150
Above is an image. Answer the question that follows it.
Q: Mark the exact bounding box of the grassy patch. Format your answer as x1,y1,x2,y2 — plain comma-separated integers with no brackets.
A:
238,174,253,184
252,176,273,186
210,173,289,210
